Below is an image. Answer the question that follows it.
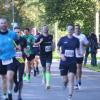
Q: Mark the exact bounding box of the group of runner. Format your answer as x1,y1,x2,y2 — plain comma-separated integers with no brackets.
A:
0,18,89,100
58,24,88,100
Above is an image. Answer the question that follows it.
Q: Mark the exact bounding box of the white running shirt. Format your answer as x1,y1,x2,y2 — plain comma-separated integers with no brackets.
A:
73,33,89,58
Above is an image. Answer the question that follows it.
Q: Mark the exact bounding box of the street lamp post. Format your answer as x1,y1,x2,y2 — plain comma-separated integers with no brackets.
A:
5,0,9,20
54,22,58,51
12,0,14,24
95,0,99,42
11,0,19,30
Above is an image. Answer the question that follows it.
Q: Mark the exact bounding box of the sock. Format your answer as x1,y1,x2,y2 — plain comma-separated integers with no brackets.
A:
64,81,67,87
24,73,26,77
76,80,79,86
42,72,46,84
4,93,7,95
34,67,36,71
46,72,51,86
36,67,39,72
78,79,81,85
8,90,12,94
28,73,30,79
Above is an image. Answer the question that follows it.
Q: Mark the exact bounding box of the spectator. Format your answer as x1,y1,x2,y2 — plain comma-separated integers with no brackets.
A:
89,32,98,66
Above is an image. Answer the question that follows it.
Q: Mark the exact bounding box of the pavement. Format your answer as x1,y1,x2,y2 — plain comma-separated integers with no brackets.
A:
0,61,100,100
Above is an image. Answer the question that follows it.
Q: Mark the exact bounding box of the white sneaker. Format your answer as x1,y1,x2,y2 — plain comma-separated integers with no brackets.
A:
2,95,8,100
78,84,81,90
67,95,72,100
74,85,79,90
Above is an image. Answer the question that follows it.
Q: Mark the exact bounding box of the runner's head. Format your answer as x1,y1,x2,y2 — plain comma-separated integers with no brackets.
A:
31,27,36,35
14,27,22,36
24,28,30,35
0,18,8,32
66,23,74,35
42,25,48,35
75,24,81,35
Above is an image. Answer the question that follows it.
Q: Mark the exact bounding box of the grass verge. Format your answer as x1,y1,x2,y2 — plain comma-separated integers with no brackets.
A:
84,63,100,72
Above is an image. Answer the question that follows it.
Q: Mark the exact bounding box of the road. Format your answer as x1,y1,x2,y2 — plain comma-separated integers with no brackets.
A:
0,61,100,100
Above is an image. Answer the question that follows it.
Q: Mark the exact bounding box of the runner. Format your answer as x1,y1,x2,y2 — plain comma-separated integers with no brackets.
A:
0,18,18,100
57,24,80,100
35,25,53,89
23,28,35,82
13,27,27,100
32,30,40,76
73,24,89,89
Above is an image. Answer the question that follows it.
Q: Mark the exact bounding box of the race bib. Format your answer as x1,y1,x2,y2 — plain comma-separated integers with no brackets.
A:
65,50,74,57
2,59,13,65
16,51,23,58
45,46,52,52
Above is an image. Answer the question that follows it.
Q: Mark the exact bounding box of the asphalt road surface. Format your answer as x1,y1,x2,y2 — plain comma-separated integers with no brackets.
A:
0,61,100,100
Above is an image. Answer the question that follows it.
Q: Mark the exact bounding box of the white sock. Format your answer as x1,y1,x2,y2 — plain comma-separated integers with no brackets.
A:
8,90,12,94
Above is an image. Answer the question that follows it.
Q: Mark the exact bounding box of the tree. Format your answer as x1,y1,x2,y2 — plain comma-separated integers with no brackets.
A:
0,0,45,29
41,0,97,34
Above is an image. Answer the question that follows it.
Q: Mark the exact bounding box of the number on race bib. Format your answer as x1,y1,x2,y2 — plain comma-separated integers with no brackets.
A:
65,50,74,57
2,59,13,65
45,46,52,52
16,51,22,58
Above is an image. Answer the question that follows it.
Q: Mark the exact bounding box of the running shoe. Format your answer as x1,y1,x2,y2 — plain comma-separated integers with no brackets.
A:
67,95,72,100
14,83,19,93
2,95,8,100
8,93,12,100
74,84,81,90
74,85,79,90
46,85,51,90
18,96,22,100
3,98,8,100
78,84,82,90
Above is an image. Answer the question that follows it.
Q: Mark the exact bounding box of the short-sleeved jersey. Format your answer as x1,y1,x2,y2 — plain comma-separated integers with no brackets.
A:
23,34,35,55
57,36,79,64
36,34,53,57
73,33,89,57
15,36,27,63
0,30,18,60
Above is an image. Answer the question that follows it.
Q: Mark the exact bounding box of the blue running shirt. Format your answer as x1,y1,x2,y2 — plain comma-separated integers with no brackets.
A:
57,36,80,64
0,30,18,60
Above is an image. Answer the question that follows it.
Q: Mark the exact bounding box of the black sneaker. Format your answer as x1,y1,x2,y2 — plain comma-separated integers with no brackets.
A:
18,96,22,100
78,81,81,86
8,93,12,100
46,85,51,90
3,96,8,100
4,98,8,100
14,84,19,93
